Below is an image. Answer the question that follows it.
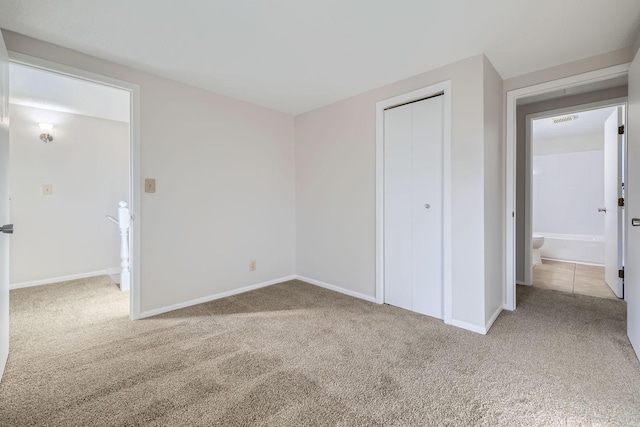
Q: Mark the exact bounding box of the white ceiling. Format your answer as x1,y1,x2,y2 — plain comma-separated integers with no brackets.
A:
533,106,618,141
9,63,130,122
1,0,639,115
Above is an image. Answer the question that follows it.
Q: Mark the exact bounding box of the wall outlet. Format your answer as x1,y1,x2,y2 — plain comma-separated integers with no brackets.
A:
42,184,52,195
249,260,256,271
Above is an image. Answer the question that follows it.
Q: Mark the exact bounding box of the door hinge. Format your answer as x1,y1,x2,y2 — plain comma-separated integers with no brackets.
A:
619,125,625,135
619,269,624,279
618,197,625,207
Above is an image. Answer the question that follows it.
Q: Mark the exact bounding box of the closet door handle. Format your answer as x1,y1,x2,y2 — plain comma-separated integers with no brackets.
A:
632,218,640,227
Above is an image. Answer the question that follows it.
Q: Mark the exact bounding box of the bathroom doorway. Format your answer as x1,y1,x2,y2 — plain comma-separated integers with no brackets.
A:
524,101,626,299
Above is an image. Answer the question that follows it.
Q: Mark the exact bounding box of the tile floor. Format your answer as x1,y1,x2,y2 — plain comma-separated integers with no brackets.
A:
532,259,618,299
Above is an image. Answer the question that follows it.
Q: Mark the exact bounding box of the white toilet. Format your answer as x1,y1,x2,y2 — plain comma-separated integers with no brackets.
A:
532,234,545,266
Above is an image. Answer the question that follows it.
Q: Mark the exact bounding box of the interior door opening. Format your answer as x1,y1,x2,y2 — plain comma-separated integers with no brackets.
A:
523,103,626,299
8,62,132,301
505,66,630,312
0,41,141,383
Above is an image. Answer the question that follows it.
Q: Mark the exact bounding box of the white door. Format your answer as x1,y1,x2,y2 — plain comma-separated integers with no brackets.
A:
628,51,640,359
384,95,443,319
0,31,10,380
604,107,624,297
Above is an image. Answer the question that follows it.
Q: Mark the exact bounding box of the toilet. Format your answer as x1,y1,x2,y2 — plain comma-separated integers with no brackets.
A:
532,234,545,266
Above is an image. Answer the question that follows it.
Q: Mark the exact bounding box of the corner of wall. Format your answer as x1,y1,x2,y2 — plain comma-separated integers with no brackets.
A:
482,55,506,327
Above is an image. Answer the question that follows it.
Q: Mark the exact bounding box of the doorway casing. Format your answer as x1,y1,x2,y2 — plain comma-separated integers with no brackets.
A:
505,64,630,310
375,81,453,325
8,52,142,320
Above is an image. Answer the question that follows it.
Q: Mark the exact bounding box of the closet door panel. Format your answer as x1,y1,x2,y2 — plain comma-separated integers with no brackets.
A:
383,104,413,311
411,96,443,318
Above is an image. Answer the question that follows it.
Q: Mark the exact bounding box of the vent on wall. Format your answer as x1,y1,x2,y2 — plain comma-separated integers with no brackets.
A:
551,115,578,124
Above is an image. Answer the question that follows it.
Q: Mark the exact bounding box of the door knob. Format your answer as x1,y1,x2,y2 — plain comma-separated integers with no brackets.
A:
632,218,640,227
0,224,13,234
598,207,607,213
424,204,431,209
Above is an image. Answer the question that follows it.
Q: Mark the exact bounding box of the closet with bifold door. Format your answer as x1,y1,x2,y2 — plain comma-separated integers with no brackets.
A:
383,94,444,319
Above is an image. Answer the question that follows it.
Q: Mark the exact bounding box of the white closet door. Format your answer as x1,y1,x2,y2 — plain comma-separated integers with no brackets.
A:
384,95,443,319
384,103,413,311
411,97,443,317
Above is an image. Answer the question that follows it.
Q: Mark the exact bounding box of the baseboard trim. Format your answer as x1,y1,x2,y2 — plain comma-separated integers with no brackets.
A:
541,257,603,267
138,275,297,319
446,318,488,335
295,275,377,303
485,306,503,332
10,269,119,290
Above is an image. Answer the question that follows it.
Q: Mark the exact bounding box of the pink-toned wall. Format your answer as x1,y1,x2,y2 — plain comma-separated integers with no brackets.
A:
3,30,296,314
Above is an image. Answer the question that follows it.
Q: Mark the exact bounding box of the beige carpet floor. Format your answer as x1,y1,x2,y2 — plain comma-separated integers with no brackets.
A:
1,277,639,426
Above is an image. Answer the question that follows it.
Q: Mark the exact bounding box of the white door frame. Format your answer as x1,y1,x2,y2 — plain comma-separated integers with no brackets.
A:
8,52,142,320
375,81,452,324
505,64,630,310
522,99,627,286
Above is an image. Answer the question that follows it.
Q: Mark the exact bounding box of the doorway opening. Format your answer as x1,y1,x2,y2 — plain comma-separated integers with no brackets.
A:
7,53,141,319
505,63,630,310
526,103,626,299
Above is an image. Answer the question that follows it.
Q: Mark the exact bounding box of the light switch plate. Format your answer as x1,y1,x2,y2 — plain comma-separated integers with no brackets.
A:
43,184,52,195
145,179,156,193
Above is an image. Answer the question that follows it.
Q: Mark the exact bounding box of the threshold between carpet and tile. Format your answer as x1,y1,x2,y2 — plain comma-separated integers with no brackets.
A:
0,275,639,426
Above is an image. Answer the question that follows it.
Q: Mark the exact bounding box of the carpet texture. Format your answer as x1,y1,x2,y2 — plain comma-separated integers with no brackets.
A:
1,277,639,426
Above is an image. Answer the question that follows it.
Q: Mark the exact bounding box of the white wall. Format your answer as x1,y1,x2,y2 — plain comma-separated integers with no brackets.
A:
9,105,128,285
3,30,296,314
483,56,505,326
625,42,640,360
534,132,604,155
533,148,604,236
296,54,504,331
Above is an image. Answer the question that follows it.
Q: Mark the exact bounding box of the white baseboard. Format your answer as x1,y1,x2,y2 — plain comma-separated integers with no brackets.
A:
10,268,119,290
138,275,297,319
448,308,501,335
541,257,604,267
485,306,503,332
295,275,377,303
446,318,488,335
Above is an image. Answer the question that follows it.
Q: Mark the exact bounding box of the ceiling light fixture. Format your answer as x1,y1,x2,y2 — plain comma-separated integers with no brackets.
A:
551,115,578,124
39,123,53,142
